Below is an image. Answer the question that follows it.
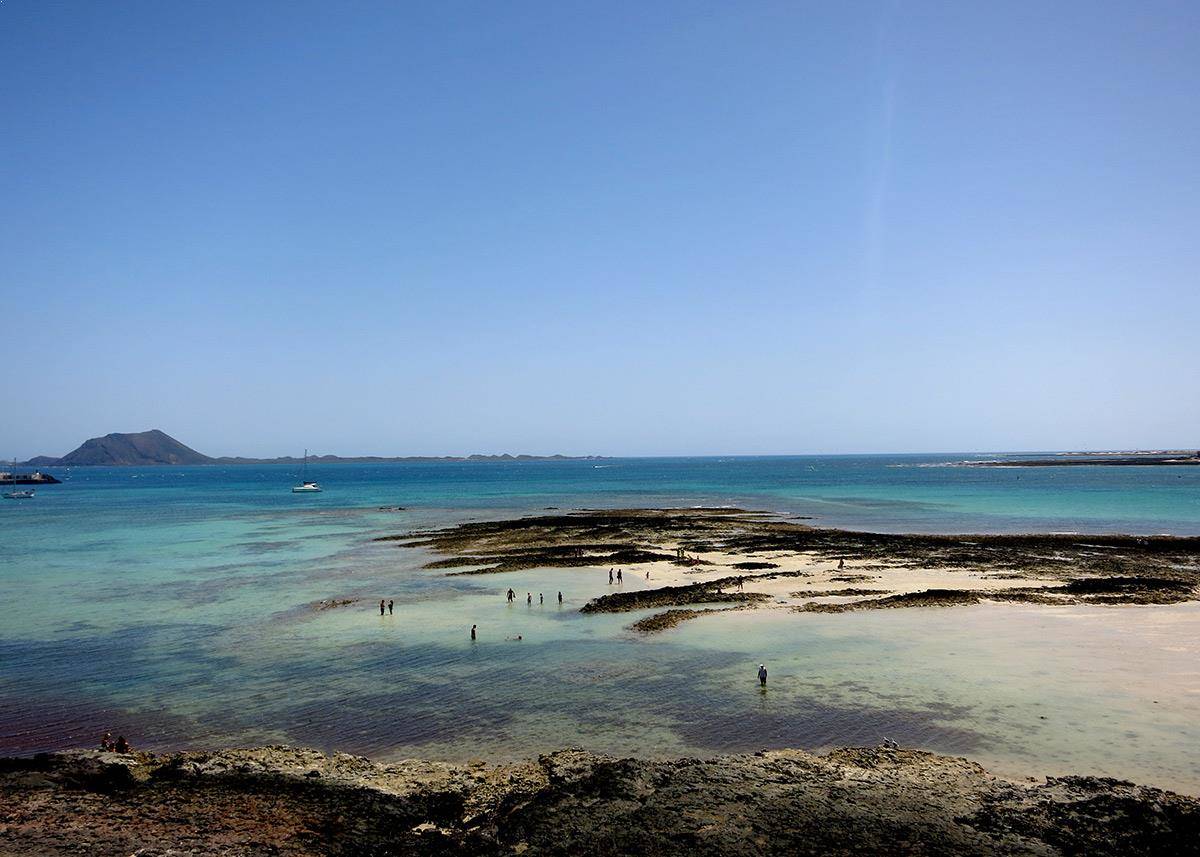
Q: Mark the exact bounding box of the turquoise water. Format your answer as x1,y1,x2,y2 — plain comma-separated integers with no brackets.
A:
2,456,1199,792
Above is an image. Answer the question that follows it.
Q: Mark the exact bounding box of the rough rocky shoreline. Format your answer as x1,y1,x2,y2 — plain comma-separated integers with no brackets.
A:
3,745,1197,856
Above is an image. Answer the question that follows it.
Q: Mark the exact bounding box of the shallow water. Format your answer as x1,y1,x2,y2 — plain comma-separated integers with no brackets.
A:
2,457,1198,793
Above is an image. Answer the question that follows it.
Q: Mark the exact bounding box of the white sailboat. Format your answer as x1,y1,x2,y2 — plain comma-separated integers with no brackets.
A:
291,449,322,493
3,459,35,500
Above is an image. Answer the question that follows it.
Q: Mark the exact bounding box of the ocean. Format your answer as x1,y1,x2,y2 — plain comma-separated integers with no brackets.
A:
2,455,1199,792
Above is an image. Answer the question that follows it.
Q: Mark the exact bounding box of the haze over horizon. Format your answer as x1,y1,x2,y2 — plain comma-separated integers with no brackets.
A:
14,427,1200,464
3,2,1198,459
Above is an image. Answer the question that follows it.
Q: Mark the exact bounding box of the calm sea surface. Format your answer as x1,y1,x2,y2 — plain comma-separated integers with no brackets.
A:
2,456,1199,792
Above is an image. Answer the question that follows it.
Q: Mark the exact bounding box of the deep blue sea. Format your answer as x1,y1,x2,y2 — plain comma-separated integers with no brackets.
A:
3,455,1199,791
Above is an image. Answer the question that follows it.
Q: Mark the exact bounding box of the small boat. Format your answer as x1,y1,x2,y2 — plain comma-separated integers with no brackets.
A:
292,449,322,493
3,460,35,499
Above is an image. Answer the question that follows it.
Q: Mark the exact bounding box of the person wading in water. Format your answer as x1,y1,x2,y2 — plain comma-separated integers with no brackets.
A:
758,664,768,687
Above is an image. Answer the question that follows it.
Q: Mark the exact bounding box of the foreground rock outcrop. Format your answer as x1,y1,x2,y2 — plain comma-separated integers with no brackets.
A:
2,746,1197,856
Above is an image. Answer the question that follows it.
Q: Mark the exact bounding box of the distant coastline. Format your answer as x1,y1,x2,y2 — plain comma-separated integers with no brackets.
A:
213,453,608,464
966,452,1200,467
22,430,606,468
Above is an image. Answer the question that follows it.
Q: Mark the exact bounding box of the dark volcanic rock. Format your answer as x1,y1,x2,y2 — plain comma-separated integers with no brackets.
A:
797,578,1199,613
580,580,770,613
390,509,1200,611
627,606,747,633
1,746,1196,856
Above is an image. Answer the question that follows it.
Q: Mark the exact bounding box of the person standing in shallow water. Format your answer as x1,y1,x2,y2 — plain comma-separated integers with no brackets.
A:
758,664,768,687
557,591,563,604
470,624,476,641
617,569,623,583
608,569,613,584
387,600,393,615
379,599,385,616
539,593,543,605
527,592,532,605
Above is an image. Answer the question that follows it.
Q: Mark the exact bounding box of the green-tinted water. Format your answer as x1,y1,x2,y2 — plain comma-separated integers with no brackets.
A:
2,457,1198,793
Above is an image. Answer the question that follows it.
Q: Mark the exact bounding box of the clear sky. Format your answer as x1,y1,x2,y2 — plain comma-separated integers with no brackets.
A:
2,1,1198,458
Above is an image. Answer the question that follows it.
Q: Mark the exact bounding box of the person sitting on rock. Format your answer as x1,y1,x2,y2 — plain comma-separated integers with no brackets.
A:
114,735,130,753
100,732,114,752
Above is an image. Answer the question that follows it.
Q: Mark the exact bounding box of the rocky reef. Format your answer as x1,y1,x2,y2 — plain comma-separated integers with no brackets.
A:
386,508,1200,587
378,509,1200,633
2,745,1197,856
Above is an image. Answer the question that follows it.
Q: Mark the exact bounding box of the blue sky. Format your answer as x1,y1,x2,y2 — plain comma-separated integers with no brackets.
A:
2,1,1198,457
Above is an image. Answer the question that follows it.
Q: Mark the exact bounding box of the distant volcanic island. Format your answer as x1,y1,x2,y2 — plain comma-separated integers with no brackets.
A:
22,430,606,468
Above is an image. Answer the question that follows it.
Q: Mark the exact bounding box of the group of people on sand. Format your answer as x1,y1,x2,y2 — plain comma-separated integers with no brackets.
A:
608,567,655,584
505,588,563,607
99,732,131,753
